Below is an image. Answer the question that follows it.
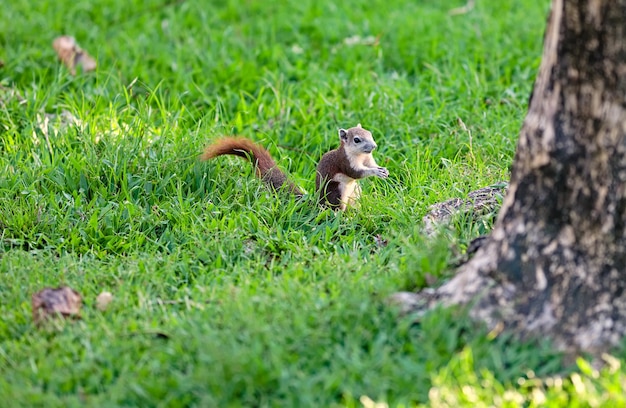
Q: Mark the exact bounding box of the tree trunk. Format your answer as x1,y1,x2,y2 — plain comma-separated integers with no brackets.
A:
397,0,626,353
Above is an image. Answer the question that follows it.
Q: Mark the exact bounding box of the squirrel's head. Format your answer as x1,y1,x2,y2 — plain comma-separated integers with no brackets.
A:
338,124,377,155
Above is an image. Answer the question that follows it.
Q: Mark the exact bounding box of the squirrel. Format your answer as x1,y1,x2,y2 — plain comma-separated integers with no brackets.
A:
201,124,389,210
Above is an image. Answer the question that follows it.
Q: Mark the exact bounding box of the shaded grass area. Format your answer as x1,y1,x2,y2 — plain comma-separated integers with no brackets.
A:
3,0,626,406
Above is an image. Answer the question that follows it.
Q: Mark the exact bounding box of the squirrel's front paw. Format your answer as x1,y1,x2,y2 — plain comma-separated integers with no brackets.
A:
376,167,389,178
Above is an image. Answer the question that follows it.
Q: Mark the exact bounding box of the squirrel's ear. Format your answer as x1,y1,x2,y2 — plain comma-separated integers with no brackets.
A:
339,129,348,141
356,123,362,128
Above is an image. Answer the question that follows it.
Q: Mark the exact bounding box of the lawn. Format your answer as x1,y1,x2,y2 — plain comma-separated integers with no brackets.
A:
2,0,626,406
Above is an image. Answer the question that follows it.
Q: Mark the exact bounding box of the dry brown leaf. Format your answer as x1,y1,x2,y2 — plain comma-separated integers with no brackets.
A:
52,36,96,75
96,291,114,311
32,286,82,324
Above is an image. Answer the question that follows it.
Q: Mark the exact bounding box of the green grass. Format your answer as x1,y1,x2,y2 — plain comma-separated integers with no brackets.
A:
2,0,626,406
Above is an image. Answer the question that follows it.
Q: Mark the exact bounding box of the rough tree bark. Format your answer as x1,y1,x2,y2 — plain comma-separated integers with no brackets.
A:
395,0,626,353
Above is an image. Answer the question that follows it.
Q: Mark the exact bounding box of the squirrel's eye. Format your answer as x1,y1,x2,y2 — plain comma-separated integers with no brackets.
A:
354,137,361,143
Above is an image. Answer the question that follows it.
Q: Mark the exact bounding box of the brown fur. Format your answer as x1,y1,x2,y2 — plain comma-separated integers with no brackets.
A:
201,137,303,195
202,125,388,210
315,126,388,209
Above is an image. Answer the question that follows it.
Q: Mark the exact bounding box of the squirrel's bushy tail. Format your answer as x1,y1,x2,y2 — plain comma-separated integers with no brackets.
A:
201,137,304,196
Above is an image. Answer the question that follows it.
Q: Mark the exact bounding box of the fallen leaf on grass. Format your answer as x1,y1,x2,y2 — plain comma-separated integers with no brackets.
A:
32,286,82,325
52,36,96,75
96,291,114,311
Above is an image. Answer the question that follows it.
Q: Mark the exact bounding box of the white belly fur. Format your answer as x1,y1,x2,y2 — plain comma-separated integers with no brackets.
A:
332,173,360,210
